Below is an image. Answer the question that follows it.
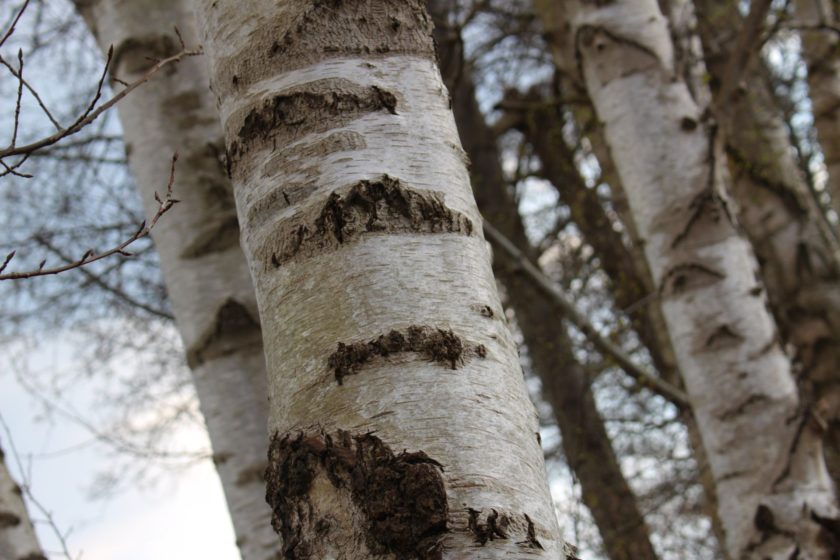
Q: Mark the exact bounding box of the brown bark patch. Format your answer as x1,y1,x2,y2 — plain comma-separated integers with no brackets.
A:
186,299,262,368
257,176,473,270
265,429,447,559
19,554,49,560
467,508,509,544
227,78,397,174
235,461,269,487
112,33,179,76
215,0,435,94
328,326,485,385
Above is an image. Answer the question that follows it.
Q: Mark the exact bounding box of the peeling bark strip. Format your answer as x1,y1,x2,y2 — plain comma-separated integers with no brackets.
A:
265,430,447,559
216,0,435,93
258,176,473,270
328,326,486,384
228,78,398,172
467,508,508,545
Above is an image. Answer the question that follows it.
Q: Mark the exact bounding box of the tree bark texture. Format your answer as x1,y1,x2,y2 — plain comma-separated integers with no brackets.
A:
431,6,659,560
73,2,278,558
540,0,840,557
795,0,840,218
192,1,565,558
693,0,840,504
0,445,45,560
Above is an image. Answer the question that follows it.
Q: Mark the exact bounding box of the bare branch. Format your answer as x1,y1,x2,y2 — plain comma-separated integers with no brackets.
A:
0,0,30,48
0,154,180,281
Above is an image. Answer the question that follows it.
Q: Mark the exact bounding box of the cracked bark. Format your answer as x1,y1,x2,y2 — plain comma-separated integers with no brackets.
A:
552,0,839,557
193,0,565,557
0,447,45,560
430,4,658,559
74,1,278,558
694,0,840,505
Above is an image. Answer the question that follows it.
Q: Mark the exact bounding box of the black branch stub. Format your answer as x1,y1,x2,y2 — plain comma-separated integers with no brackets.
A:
328,325,486,384
260,175,474,270
264,429,448,559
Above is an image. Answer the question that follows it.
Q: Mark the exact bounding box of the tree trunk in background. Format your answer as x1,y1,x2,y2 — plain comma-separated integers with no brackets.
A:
0,445,45,560
532,2,728,552
796,0,840,217
693,0,840,500
539,0,840,556
73,2,278,558
192,1,565,557
431,5,659,559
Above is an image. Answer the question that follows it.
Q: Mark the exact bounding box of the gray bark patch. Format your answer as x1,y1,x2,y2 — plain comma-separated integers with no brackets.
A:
112,33,179,76
328,325,485,385
228,78,398,175
258,176,473,270
265,429,447,559
180,214,240,259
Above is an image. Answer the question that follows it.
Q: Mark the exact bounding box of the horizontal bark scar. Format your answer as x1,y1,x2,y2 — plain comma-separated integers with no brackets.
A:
228,78,397,171
0,511,21,528
259,175,473,270
327,326,487,385
265,429,447,560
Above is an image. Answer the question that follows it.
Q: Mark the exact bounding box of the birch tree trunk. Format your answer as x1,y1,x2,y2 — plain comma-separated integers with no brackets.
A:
0,445,45,560
73,2,278,558
795,0,840,217
431,7,658,558
538,0,840,557
192,1,565,557
692,0,840,497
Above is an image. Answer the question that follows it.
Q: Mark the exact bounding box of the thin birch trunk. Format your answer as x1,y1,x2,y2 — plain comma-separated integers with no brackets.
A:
73,2,278,558
431,7,658,558
795,0,840,217
192,1,565,557
536,0,840,557
692,0,840,499
0,445,45,560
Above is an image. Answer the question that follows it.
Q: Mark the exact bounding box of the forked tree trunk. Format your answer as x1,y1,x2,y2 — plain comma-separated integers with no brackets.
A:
192,1,565,557
73,2,278,558
0,445,45,560
795,0,840,217
431,7,658,558
538,0,840,557
692,0,840,500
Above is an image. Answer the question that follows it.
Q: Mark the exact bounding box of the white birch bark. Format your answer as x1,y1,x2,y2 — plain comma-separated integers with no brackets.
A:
73,1,278,558
566,0,839,557
796,0,840,217
192,0,565,557
0,445,45,560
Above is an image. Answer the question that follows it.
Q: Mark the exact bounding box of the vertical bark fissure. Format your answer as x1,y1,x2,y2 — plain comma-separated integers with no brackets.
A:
546,0,840,557
193,0,565,557
74,2,279,558
431,5,658,558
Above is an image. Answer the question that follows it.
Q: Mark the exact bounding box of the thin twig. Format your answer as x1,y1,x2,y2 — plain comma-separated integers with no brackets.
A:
0,154,180,280
483,220,690,407
0,0,30,48
0,43,201,159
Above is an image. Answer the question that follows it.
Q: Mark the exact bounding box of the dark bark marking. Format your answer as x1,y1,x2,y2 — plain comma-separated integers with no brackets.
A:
680,116,698,131
180,214,240,258
260,176,473,270
575,25,665,87
811,510,840,551
0,510,21,528
229,78,399,170
467,508,509,545
215,0,435,93
186,299,262,368
212,451,233,465
18,554,48,560
518,513,544,550
703,323,745,351
328,325,485,385
717,393,769,421
265,429,447,559
111,33,179,76
235,461,269,487
660,262,725,297
670,190,737,250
